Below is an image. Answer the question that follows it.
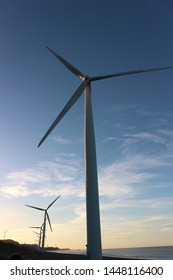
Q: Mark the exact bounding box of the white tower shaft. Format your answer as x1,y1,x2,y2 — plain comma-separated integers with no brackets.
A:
41,212,47,252
84,83,102,260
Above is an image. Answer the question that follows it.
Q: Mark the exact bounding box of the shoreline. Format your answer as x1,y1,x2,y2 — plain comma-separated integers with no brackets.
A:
0,240,137,260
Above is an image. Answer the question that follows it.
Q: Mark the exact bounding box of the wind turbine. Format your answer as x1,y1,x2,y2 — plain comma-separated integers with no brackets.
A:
33,231,42,248
26,195,60,252
38,46,173,259
29,223,44,250
3,229,8,240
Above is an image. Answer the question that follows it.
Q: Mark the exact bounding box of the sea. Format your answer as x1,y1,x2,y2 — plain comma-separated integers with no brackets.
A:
54,246,173,260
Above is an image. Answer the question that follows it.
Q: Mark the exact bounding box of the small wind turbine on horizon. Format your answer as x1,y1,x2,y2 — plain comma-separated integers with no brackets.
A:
26,195,60,252
38,46,173,259
3,229,8,240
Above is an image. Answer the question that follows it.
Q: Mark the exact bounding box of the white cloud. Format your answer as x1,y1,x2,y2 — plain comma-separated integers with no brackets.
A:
159,129,173,141
100,197,173,212
101,136,116,143
99,157,153,199
0,185,30,197
0,148,171,201
51,135,72,144
137,108,173,119
122,132,165,145
0,154,84,198
108,103,136,114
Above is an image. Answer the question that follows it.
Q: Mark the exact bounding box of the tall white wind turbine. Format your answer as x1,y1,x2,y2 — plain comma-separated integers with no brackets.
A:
26,195,60,252
38,46,173,259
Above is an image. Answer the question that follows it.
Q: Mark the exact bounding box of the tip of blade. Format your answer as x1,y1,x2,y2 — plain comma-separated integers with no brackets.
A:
37,142,41,148
45,45,50,51
38,139,44,148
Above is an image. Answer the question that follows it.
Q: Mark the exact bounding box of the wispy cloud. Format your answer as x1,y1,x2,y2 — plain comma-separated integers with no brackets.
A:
137,108,173,119
98,153,167,199
0,154,84,198
101,136,116,143
0,147,172,200
131,132,165,144
100,196,173,212
51,135,72,144
0,185,30,197
159,129,173,141
107,103,136,114
122,132,165,146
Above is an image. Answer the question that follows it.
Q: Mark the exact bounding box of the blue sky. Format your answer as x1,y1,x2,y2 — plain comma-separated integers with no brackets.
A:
0,0,173,249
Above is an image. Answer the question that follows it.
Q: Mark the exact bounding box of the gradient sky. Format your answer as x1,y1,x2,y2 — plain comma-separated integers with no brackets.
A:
0,0,173,250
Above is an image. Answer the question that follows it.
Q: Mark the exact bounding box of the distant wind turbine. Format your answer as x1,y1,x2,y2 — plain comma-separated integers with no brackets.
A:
33,231,42,248
3,229,8,240
26,195,60,252
38,46,173,259
29,224,44,250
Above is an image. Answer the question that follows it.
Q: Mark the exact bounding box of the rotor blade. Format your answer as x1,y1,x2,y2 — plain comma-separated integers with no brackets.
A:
46,46,85,80
33,231,40,236
25,204,44,211
29,227,41,229
46,213,52,232
90,66,173,82
47,195,60,210
38,80,87,147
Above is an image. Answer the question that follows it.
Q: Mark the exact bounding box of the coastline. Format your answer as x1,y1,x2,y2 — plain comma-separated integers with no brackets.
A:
0,240,136,260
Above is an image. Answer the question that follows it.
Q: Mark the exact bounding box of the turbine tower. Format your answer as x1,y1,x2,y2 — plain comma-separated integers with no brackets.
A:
38,46,173,259
26,195,60,252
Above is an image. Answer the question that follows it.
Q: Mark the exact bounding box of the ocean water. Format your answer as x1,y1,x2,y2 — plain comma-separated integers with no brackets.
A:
56,246,173,260
103,246,173,260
